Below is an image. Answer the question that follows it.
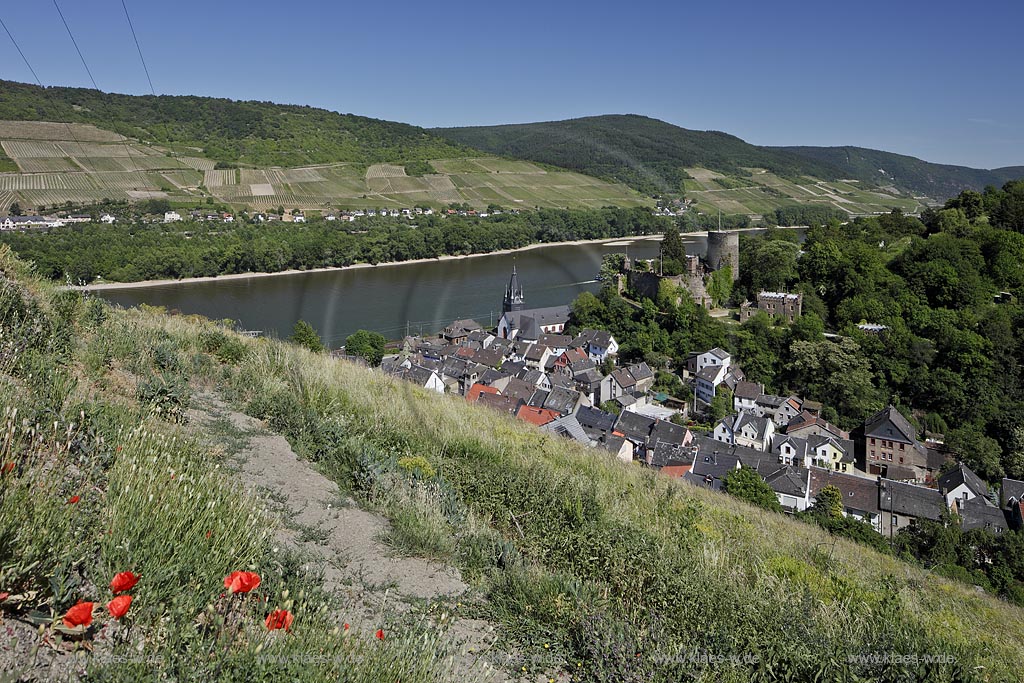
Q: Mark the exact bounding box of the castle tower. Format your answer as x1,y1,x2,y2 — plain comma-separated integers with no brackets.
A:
503,263,524,314
705,231,739,282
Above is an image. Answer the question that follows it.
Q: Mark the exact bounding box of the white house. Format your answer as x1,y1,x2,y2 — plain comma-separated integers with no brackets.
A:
696,347,731,373
164,211,182,223
712,413,775,452
100,213,116,224
400,364,445,394
938,463,989,509
570,329,619,362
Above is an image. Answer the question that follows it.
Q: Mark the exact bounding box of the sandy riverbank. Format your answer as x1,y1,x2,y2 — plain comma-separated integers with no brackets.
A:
74,234,668,291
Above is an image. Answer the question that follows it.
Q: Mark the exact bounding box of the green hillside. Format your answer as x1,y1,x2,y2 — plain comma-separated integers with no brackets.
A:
435,114,1021,201
0,79,468,168
436,114,841,196
0,82,649,213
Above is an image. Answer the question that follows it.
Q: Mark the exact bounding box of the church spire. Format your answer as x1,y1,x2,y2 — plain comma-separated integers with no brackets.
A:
503,262,524,314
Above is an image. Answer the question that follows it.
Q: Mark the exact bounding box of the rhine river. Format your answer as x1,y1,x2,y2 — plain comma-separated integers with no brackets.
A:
98,231,789,347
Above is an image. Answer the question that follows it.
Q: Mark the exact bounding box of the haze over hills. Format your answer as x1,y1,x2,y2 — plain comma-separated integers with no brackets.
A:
434,114,1024,200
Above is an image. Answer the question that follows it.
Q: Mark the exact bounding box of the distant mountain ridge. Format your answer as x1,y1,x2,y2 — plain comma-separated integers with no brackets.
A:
434,114,1022,199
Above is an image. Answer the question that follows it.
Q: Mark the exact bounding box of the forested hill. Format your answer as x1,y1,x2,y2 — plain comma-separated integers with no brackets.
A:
436,114,841,195
779,145,1024,201
434,114,1021,199
0,80,472,167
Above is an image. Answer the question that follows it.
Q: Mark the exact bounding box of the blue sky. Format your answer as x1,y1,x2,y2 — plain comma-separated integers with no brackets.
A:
2,0,1022,168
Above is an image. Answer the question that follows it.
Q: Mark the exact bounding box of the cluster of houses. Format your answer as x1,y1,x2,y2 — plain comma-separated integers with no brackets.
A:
374,264,1024,540
0,213,115,230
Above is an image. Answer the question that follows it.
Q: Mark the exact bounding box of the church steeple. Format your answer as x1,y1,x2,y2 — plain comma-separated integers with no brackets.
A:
503,263,524,313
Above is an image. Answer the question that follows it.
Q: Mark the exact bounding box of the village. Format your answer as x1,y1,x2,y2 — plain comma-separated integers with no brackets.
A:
378,256,1024,541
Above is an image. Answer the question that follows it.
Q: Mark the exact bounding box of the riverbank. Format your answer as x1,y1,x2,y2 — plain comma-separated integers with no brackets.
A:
75,234,667,291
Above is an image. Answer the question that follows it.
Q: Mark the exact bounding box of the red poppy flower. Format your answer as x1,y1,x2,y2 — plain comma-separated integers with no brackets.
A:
107,595,132,619
0,592,9,601
66,495,80,505
1,462,14,475
223,571,261,594
205,530,212,539
109,571,139,594
265,609,294,631
375,628,385,640
62,601,94,628
343,622,350,631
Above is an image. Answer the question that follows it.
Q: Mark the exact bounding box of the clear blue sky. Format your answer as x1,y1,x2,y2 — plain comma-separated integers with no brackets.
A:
2,0,1022,168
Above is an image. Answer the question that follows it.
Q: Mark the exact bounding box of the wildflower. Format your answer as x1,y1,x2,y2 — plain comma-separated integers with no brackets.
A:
375,628,385,640
223,571,261,594
0,592,9,601
1,462,13,475
66,495,80,505
107,595,132,619
109,571,139,594
62,601,94,628
344,623,350,631
205,530,212,539
265,609,294,631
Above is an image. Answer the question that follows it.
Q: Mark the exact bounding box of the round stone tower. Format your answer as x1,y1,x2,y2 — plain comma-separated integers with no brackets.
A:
705,231,739,281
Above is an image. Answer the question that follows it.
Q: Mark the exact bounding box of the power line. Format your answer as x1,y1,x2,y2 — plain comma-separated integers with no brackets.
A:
117,0,203,196
0,13,91,214
0,16,44,85
51,0,150,195
120,0,155,95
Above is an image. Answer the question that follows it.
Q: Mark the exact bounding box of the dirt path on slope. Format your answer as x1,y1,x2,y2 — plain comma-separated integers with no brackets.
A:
188,392,529,683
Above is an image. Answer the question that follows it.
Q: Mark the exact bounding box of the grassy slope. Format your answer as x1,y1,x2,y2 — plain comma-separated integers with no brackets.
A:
2,246,1023,681
0,247,464,682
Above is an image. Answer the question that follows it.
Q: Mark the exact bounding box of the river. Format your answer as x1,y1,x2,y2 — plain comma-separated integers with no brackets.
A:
98,231,787,347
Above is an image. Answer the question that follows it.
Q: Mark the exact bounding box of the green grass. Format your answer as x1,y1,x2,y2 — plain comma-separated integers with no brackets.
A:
0,247,465,682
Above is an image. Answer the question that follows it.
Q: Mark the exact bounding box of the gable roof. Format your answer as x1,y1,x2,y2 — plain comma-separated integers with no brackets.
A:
939,463,989,499
476,392,523,415
650,419,689,447
543,387,581,415
614,410,656,443
878,479,944,521
764,466,809,499
466,383,499,403
571,329,614,349
864,405,918,444
958,496,1009,532
733,381,762,401
707,347,730,360
576,406,618,433
502,377,537,402
541,414,591,445
809,468,880,515
516,405,560,427
1001,478,1024,509
786,411,849,439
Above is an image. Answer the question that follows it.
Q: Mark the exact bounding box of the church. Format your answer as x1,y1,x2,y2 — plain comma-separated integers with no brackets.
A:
495,264,571,342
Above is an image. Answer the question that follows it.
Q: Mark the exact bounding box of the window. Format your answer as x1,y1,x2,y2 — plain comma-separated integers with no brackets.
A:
871,438,876,446
899,443,905,451
892,515,898,526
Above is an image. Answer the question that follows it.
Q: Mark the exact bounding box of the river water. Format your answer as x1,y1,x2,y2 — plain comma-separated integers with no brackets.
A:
99,232,759,347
